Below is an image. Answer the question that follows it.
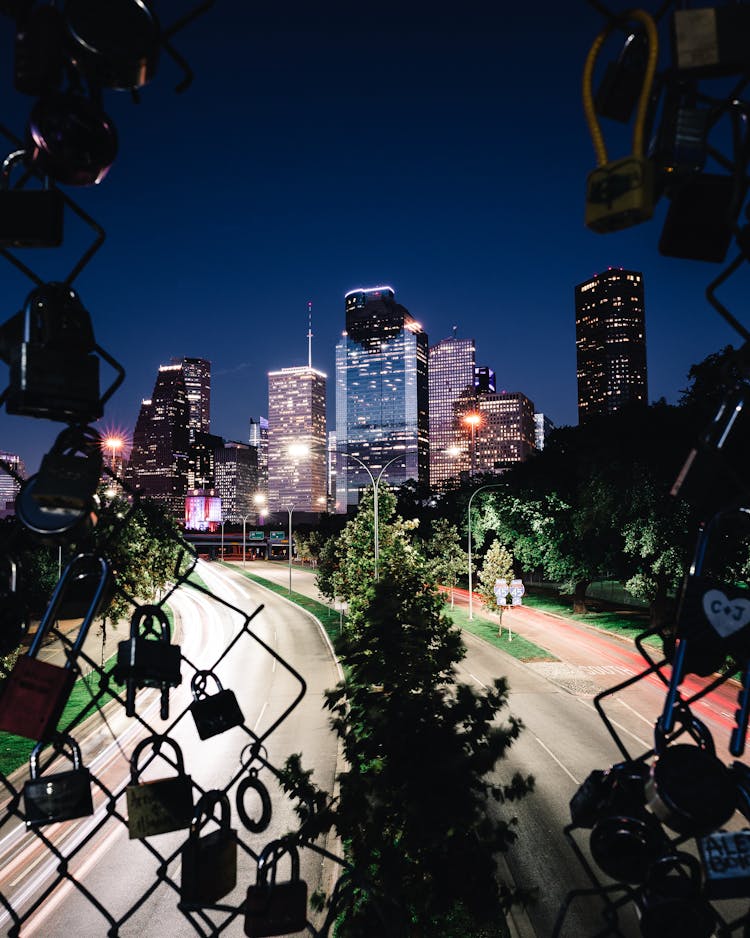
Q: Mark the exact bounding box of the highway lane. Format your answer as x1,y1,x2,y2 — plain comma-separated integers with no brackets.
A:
0,560,341,937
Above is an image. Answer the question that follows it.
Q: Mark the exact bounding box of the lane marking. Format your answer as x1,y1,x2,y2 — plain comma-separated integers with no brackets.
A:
615,697,656,728
253,701,268,733
530,733,579,785
575,697,651,751
468,672,486,689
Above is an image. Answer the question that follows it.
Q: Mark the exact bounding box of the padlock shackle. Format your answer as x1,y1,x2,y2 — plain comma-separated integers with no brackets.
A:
129,733,186,783
129,603,171,641
582,9,659,166
190,789,231,838
190,669,223,700
29,732,83,779
28,552,109,662
689,504,750,578
654,709,716,757
256,838,300,887
1,149,27,187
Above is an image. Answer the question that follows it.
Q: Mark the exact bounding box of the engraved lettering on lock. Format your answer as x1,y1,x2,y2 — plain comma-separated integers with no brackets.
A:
702,589,750,637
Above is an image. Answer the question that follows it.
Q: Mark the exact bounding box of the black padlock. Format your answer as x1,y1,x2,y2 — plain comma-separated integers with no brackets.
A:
245,839,308,937
0,149,63,246
638,851,717,938
180,790,237,906
114,604,181,719
31,424,103,511
189,670,244,740
0,553,108,740
2,281,101,423
23,733,93,827
0,555,29,655
125,735,193,839
662,506,750,733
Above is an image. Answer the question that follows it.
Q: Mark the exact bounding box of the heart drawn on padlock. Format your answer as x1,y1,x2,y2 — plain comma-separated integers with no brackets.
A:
702,590,750,638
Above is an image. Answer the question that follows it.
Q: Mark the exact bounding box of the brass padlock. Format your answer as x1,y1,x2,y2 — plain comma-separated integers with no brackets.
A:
585,155,655,232
31,424,103,511
244,839,308,937
126,735,193,839
0,553,108,741
189,670,244,740
180,790,237,907
583,9,659,234
2,281,101,423
662,506,750,733
23,733,93,827
114,604,181,719
0,555,29,655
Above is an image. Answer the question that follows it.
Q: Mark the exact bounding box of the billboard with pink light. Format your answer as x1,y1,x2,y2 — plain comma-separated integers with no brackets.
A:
184,494,222,531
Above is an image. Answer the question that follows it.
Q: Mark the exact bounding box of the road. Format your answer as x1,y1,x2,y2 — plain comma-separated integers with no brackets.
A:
245,561,748,938
0,560,341,937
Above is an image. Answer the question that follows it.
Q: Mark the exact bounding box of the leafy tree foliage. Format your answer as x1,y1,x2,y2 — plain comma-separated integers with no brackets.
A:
292,493,533,936
477,539,515,630
423,518,469,607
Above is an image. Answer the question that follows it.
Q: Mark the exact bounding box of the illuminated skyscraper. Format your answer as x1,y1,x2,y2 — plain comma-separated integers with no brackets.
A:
267,366,327,512
575,269,648,424
0,452,25,517
474,392,536,470
336,286,429,511
129,363,190,515
215,441,259,521
249,416,269,501
428,334,476,489
174,357,211,433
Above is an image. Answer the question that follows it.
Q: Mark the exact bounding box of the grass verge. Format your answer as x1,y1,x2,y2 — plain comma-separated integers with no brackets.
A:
446,605,558,662
222,564,341,646
522,592,660,647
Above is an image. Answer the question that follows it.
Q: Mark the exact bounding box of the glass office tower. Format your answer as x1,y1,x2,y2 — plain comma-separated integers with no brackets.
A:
335,286,429,511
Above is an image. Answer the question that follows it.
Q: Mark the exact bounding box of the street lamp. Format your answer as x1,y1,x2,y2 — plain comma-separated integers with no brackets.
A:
463,413,482,477
467,483,504,619
240,513,252,567
287,505,295,593
345,452,405,581
220,516,227,561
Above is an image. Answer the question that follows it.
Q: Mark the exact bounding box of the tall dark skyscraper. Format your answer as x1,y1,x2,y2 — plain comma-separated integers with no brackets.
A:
129,363,190,515
174,357,211,433
428,335,475,489
336,286,429,511
574,268,648,424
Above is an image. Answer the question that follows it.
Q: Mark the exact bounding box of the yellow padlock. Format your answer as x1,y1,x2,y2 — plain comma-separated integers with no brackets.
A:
583,10,659,233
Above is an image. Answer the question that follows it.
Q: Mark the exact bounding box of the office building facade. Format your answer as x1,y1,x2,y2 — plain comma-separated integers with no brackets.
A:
174,357,211,433
129,363,190,515
267,366,327,513
249,416,269,502
214,441,259,521
336,286,429,511
575,269,648,424
0,452,25,517
428,335,476,489
474,391,536,471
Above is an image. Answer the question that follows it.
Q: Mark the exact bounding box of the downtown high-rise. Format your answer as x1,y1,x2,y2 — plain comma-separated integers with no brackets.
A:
267,366,327,513
428,334,476,489
574,269,648,424
336,286,429,511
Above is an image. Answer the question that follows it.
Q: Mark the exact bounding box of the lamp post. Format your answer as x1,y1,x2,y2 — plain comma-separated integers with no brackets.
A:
220,517,226,561
287,505,295,593
345,452,405,581
467,483,504,619
240,513,252,567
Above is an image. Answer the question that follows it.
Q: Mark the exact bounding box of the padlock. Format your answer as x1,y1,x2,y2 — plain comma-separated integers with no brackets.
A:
15,472,99,545
0,555,29,655
125,734,193,839
0,149,63,247
23,733,93,827
31,424,103,511
583,9,659,234
2,281,102,423
26,91,118,187
698,829,750,900
244,839,308,937
189,670,244,740
0,552,109,741
180,789,237,906
14,3,65,96
638,851,717,938
114,604,181,719
662,506,750,733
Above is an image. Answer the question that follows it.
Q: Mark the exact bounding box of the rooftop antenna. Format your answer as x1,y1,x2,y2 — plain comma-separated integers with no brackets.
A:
307,300,313,369
452,324,458,338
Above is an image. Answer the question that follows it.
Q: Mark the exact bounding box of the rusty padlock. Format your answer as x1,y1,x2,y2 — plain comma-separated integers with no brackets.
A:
0,553,108,740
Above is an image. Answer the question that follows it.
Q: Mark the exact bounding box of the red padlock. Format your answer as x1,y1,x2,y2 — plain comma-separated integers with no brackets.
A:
0,552,109,741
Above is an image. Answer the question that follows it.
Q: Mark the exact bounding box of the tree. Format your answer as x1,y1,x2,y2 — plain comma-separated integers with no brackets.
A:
424,518,469,607
286,507,533,937
476,539,515,633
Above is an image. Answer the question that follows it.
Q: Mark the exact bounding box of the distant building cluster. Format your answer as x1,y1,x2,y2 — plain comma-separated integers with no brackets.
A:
0,273,646,525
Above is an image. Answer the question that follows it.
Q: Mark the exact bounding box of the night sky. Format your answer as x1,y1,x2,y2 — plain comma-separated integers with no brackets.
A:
0,1,745,474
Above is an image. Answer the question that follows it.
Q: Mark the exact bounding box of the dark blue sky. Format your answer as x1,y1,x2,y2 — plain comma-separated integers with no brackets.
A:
0,2,745,472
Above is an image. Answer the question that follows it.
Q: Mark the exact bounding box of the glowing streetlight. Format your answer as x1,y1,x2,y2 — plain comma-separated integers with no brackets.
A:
345,452,406,581
467,483,504,619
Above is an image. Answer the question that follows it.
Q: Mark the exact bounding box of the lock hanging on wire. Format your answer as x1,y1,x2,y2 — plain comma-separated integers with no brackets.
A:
583,9,659,233
0,149,63,247
180,790,238,907
23,733,93,827
189,670,244,740
244,839,308,937
114,603,181,719
125,735,193,839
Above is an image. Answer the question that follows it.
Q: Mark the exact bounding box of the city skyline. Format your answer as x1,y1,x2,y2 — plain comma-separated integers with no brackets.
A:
0,4,744,474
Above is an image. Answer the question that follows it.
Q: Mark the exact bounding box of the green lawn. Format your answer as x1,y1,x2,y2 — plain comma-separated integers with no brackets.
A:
446,604,558,662
521,592,661,647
